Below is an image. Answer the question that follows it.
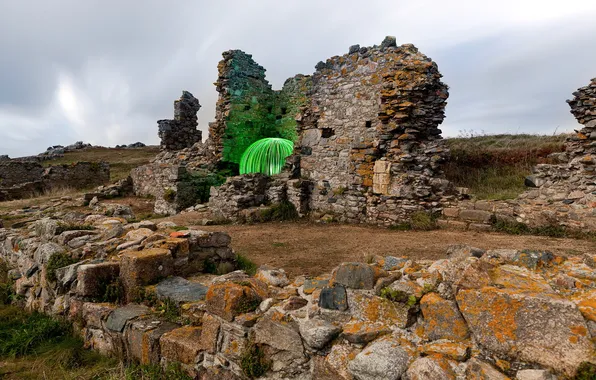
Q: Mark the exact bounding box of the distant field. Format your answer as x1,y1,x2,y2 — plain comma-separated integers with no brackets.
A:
444,133,568,200
42,146,160,182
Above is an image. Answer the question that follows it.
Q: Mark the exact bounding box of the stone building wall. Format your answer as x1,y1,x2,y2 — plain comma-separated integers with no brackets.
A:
0,161,45,187
158,91,202,151
131,163,186,215
295,38,452,224
206,37,455,225
0,161,110,201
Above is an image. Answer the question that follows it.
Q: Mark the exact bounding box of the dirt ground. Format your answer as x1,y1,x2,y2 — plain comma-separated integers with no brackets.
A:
161,212,596,278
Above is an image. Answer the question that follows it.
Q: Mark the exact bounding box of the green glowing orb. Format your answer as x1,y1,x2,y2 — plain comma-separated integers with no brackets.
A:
239,138,294,176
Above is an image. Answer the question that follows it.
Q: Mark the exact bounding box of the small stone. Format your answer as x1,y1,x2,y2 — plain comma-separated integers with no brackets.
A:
348,337,409,380
516,369,557,380
298,318,341,349
332,262,376,289
255,265,289,287
155,276,208,303
319,285,348,311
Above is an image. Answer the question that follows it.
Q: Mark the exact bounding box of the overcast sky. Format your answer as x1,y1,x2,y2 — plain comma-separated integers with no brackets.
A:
1,1,595,157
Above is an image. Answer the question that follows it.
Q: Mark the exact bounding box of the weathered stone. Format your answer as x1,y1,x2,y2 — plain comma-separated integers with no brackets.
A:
349,292,412,329
252,317,306,370
347,337,409,380
515,369,556,380
511,250,555,270
298,318,341,349
120,248,173,299
34,242,65,264
283,296,308,311
159,326,202,365
459,209,492,223
155,276,208,303
125,228,154,242
106,304,150,332
255,265,289,287
465,358,510,379
341,320,391,344
76,261,120,298
319,285,348,311
325,341,361,380
197,313,220,353
420,293,469,341
406,355,458,380
126,318,178,364
332,262,377,289
422,340,470,361
205,279,265,321
457,287,593,376
303,275,330,294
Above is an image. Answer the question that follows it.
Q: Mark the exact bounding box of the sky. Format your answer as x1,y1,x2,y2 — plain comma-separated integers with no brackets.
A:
1,0,595,158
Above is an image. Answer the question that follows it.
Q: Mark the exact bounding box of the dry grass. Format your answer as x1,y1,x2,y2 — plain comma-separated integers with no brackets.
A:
444,133,568,200
42,146,160,182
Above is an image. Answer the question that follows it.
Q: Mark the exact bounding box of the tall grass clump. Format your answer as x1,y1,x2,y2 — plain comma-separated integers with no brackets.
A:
444,132,567,200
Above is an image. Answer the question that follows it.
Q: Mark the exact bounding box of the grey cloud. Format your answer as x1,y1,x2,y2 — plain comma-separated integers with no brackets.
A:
0,1,595,157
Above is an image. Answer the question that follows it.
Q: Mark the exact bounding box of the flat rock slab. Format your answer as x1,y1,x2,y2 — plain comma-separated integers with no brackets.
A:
106,304,150,332
155,276,208,303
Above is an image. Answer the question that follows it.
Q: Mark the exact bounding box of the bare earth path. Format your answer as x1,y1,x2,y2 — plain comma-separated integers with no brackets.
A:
162,214,596,278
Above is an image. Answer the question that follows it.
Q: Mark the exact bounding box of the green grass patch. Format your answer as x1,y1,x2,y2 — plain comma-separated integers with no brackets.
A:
240,342,271,378
236,254,258,276
490,215,596,240
389,211,438,231
445,133,567,200
259,201,298,222
46,252,77,283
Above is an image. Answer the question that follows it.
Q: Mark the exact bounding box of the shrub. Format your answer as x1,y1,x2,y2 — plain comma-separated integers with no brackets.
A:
124,362,193,380
410,211,437,231
575,362,596,380
259,201,298,222
100,279,124,304
176,169,231,209
46,252,76,283
240,342,271,378
56,222,95,235
236,254,258,276
163,188,177,203
158,298,182,324
0,306,70,357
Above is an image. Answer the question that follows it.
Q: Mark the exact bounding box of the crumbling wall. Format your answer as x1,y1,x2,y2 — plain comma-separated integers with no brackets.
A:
131,163,187,215
0,161,44,187
0,161,110,201
208,37,454,225
158,91,202,151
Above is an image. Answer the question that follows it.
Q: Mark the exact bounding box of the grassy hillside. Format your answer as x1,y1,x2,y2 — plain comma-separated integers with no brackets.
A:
42,146,160,182
444,134,568,200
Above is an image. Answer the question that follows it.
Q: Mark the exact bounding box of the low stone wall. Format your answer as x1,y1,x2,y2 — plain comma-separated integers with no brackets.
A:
0,162,110,201
2,212,595,378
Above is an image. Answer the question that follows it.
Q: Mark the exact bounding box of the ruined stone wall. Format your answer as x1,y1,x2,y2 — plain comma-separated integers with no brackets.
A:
0,161,110,201
158,91,202,151
0,161,44,186
1,211,594,379
295,38,452,224
131,163,187,215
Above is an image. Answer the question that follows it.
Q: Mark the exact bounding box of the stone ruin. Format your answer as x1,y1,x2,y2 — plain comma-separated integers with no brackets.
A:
133,36,457,225
0,160,110,201
1,202,595,378
158,91,203,151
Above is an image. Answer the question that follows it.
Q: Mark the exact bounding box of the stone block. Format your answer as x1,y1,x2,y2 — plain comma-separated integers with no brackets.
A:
198,313,220,354
155,276,208,303
348,337,410,380
442,207,460,218
82,302,117,329
420,293,469,341
125,318,178,364
120,248,173,299
459,209,492,223
106,304,150,333
331,262,377,289
159,326,202,365
205,279,266,321
255,265,289,287
76,261,120,298
457,287,593,376
437,219,468,230
468,223,492,232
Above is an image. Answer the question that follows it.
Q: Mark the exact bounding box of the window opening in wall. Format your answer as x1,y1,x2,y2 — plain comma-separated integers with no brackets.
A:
281,107,287,114
365,120,372,128
321,128,335,138
244,104,251,110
